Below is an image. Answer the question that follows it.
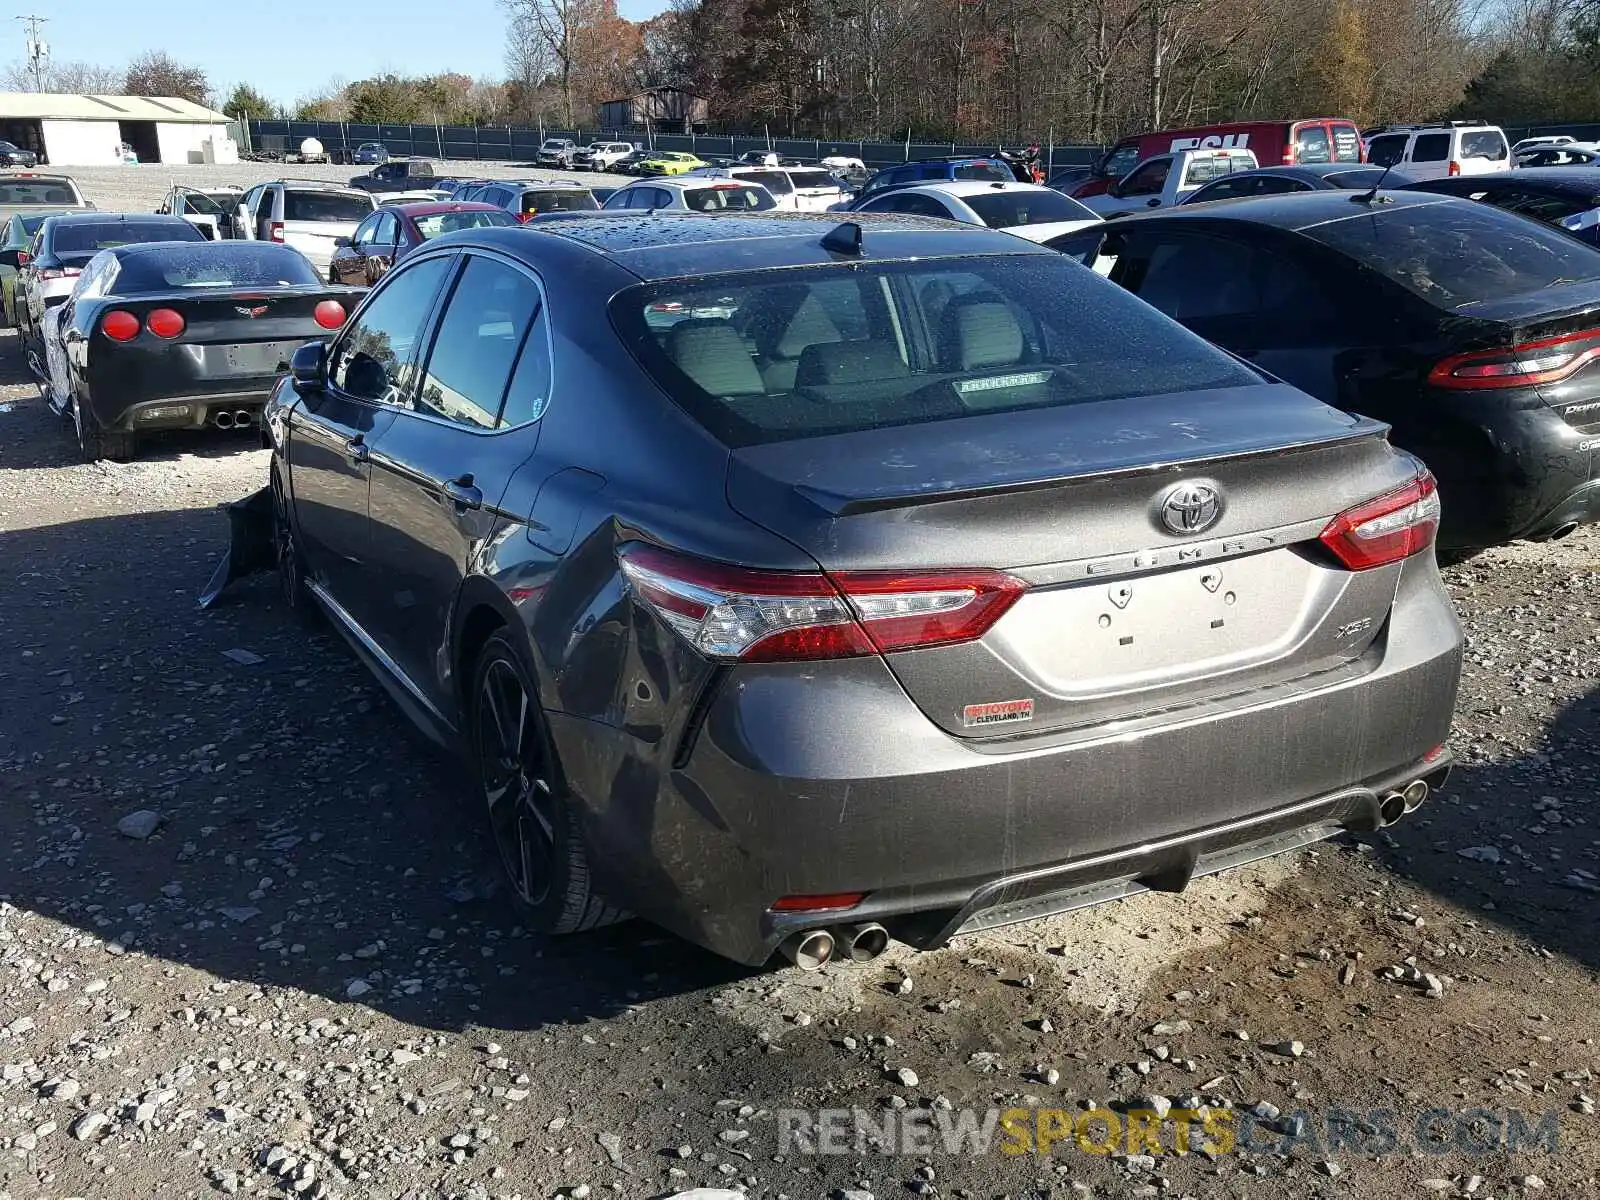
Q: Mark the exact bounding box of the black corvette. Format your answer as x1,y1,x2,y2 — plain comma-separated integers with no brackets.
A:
49,241,363,461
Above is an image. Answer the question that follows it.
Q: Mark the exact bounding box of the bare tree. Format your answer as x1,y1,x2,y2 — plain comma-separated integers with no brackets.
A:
503,0,581,127
0,58,123,93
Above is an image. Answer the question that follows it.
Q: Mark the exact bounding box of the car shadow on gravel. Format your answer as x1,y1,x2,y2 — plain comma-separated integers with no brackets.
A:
0,505,753,1038
1367,682,1599,972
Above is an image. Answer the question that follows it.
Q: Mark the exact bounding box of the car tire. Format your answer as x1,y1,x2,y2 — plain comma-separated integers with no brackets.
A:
73,394,134,462
468,628,625,936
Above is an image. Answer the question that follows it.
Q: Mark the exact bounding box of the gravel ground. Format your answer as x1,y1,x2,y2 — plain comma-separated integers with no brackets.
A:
44,162,621,215
0,330,1597,1200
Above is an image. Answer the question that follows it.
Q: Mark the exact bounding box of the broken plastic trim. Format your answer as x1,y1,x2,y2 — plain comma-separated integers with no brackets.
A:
197,486,275,610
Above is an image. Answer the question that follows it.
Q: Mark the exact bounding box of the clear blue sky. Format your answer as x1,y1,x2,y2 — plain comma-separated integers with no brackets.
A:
24,0,670,107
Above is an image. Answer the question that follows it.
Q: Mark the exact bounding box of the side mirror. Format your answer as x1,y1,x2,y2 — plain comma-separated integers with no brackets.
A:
0,248,20,269
333,236,352,249
290,341,328,389
1107,182,1123,199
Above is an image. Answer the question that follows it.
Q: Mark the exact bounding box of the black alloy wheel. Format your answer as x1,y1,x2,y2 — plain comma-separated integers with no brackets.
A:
469,629,623,934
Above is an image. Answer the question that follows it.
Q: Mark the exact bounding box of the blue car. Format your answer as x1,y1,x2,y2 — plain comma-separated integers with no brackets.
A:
853,156,1017,200
353,143,388,165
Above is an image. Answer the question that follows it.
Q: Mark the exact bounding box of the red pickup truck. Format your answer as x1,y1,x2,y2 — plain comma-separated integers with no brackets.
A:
1071,118,1363,199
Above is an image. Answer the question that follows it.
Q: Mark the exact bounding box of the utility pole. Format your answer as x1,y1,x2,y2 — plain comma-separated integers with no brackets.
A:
16,16,48,92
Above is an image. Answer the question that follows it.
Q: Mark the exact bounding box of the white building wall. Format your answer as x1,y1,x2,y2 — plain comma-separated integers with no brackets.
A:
40,119,122,166
156,122,232,165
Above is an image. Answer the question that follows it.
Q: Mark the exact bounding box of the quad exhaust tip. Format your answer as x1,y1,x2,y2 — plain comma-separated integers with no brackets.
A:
213,410,233,429
779,929,835,972
1377,779,1431,826
234,409,255,427
1402,779,1429,812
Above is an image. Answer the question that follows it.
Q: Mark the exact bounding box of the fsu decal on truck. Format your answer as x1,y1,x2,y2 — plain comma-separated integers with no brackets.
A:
1169,133,1252,152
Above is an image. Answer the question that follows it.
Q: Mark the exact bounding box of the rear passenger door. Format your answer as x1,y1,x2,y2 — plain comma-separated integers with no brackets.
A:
363,250,553,707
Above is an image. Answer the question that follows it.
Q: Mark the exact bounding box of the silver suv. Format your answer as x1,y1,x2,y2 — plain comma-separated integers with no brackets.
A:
233,180,375,272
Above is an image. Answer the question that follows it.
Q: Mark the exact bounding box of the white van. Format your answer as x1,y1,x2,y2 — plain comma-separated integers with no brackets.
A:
1364,121,1510,181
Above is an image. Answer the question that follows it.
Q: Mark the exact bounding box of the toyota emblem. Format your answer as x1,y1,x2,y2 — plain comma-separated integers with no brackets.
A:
1159,481,1222,536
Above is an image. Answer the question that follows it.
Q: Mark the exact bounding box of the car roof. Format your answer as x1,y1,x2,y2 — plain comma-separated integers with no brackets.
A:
46,211,189,226
1113,188,1460,231
625,176,751,190
443,211,1048,280
384,201,506,216
903,180,1056,198
108,239,292,260
1412,167,1600,193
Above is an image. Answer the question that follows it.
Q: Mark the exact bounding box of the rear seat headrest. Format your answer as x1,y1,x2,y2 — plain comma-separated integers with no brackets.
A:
667,318,765,397
941,300,1024,371
795,339,911,389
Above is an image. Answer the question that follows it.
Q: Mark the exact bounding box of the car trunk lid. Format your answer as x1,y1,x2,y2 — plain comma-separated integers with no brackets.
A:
727,384,1415,737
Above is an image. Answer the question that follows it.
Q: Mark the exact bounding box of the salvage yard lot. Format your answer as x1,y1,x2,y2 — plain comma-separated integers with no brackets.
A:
1,318,1598,1199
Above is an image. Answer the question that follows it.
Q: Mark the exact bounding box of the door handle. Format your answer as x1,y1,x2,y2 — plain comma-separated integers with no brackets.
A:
345,434,368,464
444,476,482,510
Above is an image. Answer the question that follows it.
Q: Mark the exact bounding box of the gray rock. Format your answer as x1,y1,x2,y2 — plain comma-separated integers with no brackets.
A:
42,1077,80,1101
1266,1040,1305,1058
71,1111,111,1141
718,1129,750,1144
1131,1095,1172,1119
597,1130,624,1165
1457,845,1502,863
116,810,164,840
888,1066,919,1088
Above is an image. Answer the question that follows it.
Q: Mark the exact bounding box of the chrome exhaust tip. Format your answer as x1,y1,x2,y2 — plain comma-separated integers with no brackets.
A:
1378,791,1406,826
1402,779,1429,812
837,922,890,963
213,410,234,429
234,409,255,427
779,929,835,972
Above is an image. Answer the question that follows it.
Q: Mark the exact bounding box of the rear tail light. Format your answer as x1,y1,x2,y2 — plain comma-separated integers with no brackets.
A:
145,308,185,338
100,310,140,342
313,300,347,329
1319,471,1440,570
268,220,284,243
38,266,80,280
1429,327,1600,390
1282,144,1296,165
1448,160,1462,176
517,211,536,223
617,545,1026,662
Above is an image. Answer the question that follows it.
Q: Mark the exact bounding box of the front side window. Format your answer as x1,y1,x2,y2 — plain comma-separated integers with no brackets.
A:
612,255,1258,447
415,256,542,429
1366,135,1408,167
330,255,451,402
1120,158,1171,197
352,214,380,243
1115,232,1336,335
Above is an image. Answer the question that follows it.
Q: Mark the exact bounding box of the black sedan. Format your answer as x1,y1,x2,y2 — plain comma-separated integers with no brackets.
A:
0,139,39,167
1181,163,1404,204
1396,167,1600,246
1071,190,1600,552
328,201,515,287
50,241,361,460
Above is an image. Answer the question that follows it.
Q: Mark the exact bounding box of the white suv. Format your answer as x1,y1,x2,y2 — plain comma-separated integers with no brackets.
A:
700,166,847,212
1364,121,1510,181
600,177,778,213
234,180,376,272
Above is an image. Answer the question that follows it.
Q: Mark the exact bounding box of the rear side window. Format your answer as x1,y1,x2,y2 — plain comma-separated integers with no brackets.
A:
1331,124,1363,162
416,257,542,429
610,256,1258,447
1460,130,1508,161
1304,200,1600,309
683,185,776,212
1116,233,1336,331
1487,189,1589,224
1296,125,1332,164
1412,134,1451,163
952,161,1014,182
1367,135,1408,167
285,191,374,222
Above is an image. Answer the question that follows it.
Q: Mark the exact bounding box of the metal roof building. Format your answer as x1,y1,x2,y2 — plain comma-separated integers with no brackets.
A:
0,93,238,166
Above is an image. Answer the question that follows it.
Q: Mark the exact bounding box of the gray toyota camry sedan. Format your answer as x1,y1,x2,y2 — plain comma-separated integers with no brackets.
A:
256,212,1463,968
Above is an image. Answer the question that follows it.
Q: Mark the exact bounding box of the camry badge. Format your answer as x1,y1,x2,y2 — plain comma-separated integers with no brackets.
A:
1159,481,1223,536
235,305,268,318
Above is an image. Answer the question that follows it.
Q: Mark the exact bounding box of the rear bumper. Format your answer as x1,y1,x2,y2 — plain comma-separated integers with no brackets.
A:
549,553,1463,965
96,386,277,432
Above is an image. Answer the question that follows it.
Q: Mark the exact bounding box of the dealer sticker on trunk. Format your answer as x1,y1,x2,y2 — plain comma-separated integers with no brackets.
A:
962,698,1035,729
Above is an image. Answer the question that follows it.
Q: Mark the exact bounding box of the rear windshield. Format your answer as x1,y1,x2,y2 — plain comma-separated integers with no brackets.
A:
521,189,597,215
116,244,321,292
611,256,1258,447
735,170,793,194
52,221,199,254
0,178,79,205
414,209,516,238
1322,168,1390,188
964,189,1096,227
683,185,777,212
284,191,373,222
953,161,1015,182
786,170,838,189
1304,199,1600,309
